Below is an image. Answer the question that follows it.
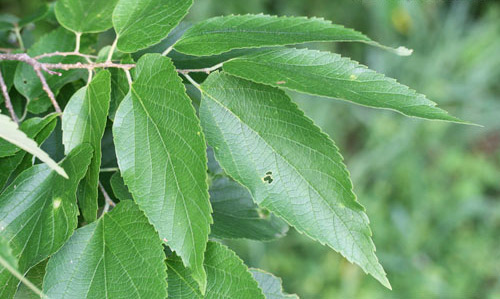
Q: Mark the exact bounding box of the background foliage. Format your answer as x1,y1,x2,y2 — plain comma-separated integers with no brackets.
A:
1,0,499,298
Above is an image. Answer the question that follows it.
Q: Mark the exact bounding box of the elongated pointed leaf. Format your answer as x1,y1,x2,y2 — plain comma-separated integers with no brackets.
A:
174,14,411,56
55,0,119,33
113,54,211,292
250,269,298,299
0,113,66,177
62,70,111,223
166,241,264,299
199,72,390,288
210,177,288,240
0,144,92,298
223,48,463,122
43,201,167,298
0,113,58,189
112,0,192,53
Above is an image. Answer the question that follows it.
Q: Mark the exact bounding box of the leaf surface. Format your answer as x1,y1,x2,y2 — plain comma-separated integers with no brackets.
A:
0,113,66,177
14,28,86,111
250,268,298,299
199,72,390,288
113,54,211,292
112,0,192,53
223,48,462,122
174,14,411,56
0,144,92,298
55,0,119,33
210,177,288,240
109,172,132,201
62,70,111,223
43,201,167,298
0,114,58,189
166,241,264,299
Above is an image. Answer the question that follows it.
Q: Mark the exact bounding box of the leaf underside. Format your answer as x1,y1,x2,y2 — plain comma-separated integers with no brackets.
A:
199,72,390,288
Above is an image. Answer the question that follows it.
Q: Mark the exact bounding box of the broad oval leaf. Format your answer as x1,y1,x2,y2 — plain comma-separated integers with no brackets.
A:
112,0,192,53
55,0,119,33
13,260,47,299
0,113,66,177
250,268,298,299
223,48,463,122
166,241,264,299
199,72,390,288
174,14,411,56
0,144,92,298
14,28,86,113
113,54,211,292
210,176,288,241
62,70,111,223
43,200,167,298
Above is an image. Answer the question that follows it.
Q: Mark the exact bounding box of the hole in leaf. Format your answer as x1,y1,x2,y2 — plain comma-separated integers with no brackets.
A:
262,171,274,184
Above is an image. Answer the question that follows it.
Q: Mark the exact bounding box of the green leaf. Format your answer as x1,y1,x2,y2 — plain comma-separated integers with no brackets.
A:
43,200,167,298
14,28,86,112
55,0,119,33
13,260,46,299
250,268,298,299
109,171,132,201
0,60,18,104
18,4,49,28
166,241,264,299
62,70,111,223
0,113,66,177
0,113,58,189
113,54,211,292
0,14,18,32
108,56,132,120
0,144,92,298
112,0,192,53
199,72,390,288
174,14,411,56
210,177,288,241
223,48,463,122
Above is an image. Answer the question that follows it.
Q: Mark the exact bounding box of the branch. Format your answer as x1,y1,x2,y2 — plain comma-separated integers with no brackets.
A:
99,181,116,214
177,62,224,74
0,68,18,123
33,51,97,60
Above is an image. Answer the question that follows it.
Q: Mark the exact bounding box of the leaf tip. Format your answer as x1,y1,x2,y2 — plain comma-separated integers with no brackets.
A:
394,46,413,56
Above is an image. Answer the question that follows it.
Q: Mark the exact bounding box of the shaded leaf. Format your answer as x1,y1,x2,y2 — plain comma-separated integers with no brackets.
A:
113,54,211,292
0,144,92,298
55,0,119,33
112,0,192,52
13,260,46,299
14,28,86,113
210,177,288,241
166,241,264,299
174,14,411,56
18,4,49,28
223,48,463,122
109,171,132,201
62,70,111,223
250,268,298,299
0,113,66,177
43,201,167,298
0,113,58,189
199,72,390,288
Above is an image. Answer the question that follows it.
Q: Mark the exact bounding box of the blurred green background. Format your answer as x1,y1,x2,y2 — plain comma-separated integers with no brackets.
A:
2,0,499,298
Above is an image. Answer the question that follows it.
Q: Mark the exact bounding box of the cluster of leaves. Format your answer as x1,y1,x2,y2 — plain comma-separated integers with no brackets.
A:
0,0,467,298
